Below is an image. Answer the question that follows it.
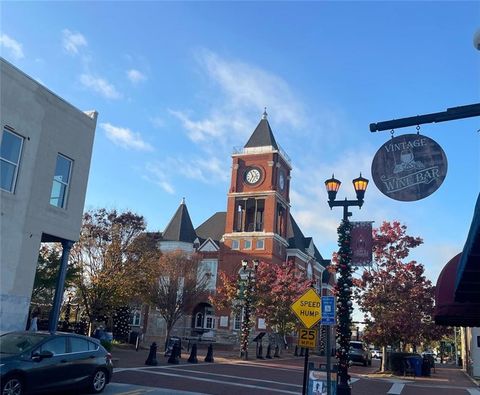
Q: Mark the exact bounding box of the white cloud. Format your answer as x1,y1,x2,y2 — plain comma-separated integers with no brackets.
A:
169,49,306,147
143,163,175,194
62,29,87,55
0,34,24,60
126,69,146,84
80,74,122,99
150,116,165,129
101,122,154,151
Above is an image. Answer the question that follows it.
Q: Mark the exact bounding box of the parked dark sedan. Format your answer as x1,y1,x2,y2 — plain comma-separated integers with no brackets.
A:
348,341,372,366
0,331,113,395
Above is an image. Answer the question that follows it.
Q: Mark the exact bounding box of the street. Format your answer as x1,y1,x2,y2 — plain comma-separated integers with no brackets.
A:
106,348,480,395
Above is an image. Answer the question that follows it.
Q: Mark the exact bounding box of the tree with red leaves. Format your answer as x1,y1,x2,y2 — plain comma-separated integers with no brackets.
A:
354,221,443,370
210,260,311,338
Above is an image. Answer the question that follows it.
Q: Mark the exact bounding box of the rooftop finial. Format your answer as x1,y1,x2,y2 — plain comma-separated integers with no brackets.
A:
262,107,268,120
181,197,185,205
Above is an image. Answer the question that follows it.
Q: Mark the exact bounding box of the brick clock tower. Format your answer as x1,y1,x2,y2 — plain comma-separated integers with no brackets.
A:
223,111,291,267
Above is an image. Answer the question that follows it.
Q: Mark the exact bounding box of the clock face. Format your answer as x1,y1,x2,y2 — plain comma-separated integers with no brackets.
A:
279,172,285,190
244,167,261,185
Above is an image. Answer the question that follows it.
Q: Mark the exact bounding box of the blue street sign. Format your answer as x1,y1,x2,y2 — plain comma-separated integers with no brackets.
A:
321,296,336,326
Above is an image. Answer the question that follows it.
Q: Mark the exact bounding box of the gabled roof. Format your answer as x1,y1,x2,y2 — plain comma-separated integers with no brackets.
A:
287,214,307,251
195,212,226,243
244,116,279,150
162,200,197,243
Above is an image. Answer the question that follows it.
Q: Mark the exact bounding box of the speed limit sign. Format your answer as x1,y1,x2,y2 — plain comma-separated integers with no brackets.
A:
298,328,317,349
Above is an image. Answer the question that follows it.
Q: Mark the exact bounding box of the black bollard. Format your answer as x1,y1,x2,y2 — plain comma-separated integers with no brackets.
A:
167,343,180,364
265,344,272,359
204,343,214,363
300,347,304,356
274,344,280,358
145,342,158,366
257,343,264,359
294,345,299,356
188,343,198,363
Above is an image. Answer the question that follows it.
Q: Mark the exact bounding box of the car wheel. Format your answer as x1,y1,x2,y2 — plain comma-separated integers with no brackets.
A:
368,358,372,366
89,369,108,394
2,376,23,395
363,359,367,367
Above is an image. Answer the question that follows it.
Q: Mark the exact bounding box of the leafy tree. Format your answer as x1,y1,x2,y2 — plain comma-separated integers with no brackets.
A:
69,208,151,330
146,250,209,342
354,221,443,370
31,244,80,306
211,260,311,337
255,260,311,336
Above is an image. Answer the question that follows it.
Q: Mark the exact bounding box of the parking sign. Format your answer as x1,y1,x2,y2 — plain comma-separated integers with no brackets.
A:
321,296,336,325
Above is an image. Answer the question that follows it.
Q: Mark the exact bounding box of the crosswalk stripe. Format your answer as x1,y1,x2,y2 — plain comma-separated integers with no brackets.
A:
387,383,405,394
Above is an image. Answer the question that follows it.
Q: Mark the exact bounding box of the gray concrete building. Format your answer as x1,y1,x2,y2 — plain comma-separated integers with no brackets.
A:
0,58,97,332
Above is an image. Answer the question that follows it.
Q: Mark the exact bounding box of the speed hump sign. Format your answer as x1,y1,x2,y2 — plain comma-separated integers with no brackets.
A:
298,328,317,349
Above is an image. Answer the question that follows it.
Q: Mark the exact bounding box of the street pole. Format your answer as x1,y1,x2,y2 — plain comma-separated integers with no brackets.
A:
302,347,309,395
326,325,332,395
324,174,369,395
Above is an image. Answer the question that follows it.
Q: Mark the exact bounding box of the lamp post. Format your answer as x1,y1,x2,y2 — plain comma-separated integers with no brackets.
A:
239,259,259,360
325,173,369,395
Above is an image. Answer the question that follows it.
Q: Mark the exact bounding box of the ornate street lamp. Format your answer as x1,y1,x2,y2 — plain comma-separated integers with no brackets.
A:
239,259,259,360
324,173,368,395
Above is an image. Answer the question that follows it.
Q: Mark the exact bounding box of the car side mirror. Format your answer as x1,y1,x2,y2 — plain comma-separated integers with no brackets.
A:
32,350,54,361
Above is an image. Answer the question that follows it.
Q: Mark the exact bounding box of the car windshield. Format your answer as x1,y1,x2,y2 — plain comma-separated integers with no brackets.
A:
0,333,48,355
350,342,363,350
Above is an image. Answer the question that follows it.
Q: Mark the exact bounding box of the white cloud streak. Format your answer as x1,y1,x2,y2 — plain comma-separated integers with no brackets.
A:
62,29,88,55
0,34,24,60
101,122,154,151
80,74,122,99
126,69,147,83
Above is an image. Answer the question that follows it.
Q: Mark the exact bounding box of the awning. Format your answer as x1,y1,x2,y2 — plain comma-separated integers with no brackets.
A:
455,192,480,303
434,253,480,326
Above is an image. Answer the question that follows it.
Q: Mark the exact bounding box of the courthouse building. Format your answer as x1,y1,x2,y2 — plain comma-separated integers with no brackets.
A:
140,112,334,345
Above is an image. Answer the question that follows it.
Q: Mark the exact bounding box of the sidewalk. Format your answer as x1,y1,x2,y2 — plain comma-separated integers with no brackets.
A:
111,344,242,369
367,363,479,388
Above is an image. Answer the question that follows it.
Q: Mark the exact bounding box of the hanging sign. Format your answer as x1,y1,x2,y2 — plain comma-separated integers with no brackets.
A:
371,134,447,201
351,222,373,267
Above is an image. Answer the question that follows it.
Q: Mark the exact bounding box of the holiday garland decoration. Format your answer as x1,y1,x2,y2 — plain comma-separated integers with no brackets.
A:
335,219,353,386
113,306,131,342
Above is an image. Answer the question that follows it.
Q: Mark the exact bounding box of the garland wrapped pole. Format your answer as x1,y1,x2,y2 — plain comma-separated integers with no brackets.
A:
336,220,353,394
324,173,369,395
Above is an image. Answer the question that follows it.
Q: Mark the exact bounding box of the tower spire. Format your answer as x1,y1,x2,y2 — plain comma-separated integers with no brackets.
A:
262,107,268,120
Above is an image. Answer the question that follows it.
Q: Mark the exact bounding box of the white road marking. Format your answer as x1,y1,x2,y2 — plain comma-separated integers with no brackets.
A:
122,368,301,394
387,383,405,394
467,389,480,395
137,367,302,388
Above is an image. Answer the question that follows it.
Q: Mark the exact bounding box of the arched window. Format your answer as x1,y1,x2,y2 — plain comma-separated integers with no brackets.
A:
195,313,203,328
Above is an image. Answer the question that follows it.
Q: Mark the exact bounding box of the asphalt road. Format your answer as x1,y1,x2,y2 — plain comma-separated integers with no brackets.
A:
108,354,480,395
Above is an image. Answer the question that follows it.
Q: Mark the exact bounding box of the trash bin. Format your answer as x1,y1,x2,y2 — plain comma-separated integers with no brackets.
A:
421,357,431,376
407,356,422,377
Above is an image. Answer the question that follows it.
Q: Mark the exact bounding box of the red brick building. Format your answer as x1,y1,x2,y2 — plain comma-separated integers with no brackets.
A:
142,112,334,345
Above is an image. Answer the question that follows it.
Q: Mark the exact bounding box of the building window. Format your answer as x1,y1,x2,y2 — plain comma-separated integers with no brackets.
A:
131,310,141,326
50,154,72,208
197,260,218,290
231,240,239,250
234,198,265,232
234,309,243,331
244,239,252,250
195,313,203,328
0,129,24,193
205,316,215,329
256,239,265,249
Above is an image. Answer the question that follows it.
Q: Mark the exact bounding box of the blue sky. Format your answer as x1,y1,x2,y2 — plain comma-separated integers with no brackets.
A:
2,1,479,286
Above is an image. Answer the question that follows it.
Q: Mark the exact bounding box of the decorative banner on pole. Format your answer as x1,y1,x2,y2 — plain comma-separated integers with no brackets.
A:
371,134,448,201
351,222,373,267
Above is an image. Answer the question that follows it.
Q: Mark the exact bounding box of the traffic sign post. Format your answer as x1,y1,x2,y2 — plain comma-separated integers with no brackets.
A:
291,288,321,395
298,328,317,349
291,288,322,329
